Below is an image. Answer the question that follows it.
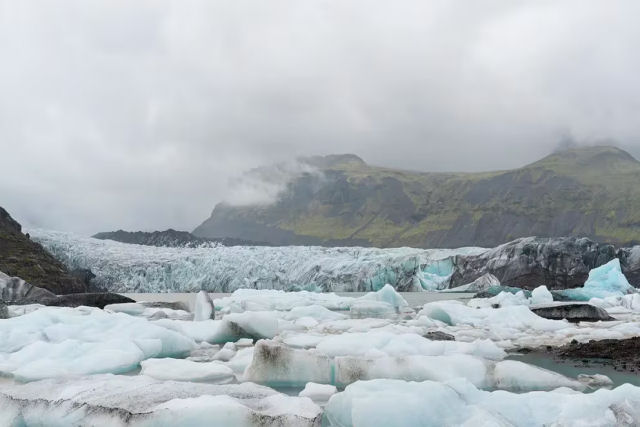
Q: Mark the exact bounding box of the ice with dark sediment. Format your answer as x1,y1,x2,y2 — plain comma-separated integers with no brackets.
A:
3,255,640,425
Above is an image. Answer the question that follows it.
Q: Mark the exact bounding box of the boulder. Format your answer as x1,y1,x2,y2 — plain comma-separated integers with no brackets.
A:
531,303,614,322
0,301,8,319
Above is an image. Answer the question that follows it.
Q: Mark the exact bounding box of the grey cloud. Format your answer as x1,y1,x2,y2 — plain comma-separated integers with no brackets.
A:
1,0,639,233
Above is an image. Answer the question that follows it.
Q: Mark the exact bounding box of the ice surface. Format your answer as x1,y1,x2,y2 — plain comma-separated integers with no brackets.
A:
217,285,409,323
193,290,214,321
140,358,234,383
244,340,333,386
105,302,192,320
349,300,397,319
282,305,348,322
530,285,554,305
245,339,510,388
449,273,500,293
313,331,506,360
30,228,485,293
467,290,530,308
299,382,337,403
492,360,584,392
0,374,321,427
0,307,194,381
419,301,565,331
559,259,636,301
324,379,640,427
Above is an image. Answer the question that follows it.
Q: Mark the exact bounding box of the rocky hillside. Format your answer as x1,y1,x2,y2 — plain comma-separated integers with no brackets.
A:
93,229,268,247
0,207,86,294
194,146,640,248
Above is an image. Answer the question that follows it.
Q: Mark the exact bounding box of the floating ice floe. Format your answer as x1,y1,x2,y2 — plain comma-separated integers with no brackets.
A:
0,374,321,427
140,358,234,383
0,307,194,381
244,339,582,391
530,285,554,305
105,302,192,320
216,284,409,320
299,382,337,404
324,378,640,427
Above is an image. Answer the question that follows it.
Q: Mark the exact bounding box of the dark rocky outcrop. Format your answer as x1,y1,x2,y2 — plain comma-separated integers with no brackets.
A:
69,268,96,289
93,229,268,248
450,236,640,290
531,303,614,322
0,207,86,294
550,337,640,373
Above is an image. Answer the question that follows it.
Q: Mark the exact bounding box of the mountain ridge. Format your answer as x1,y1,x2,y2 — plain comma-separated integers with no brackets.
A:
92,229,270,247
194,145,640,248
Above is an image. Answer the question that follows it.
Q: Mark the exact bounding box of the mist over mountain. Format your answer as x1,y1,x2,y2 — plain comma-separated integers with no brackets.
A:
194,146,640,248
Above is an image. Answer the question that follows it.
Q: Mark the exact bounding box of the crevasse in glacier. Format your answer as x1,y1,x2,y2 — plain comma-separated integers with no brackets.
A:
29,228,484,293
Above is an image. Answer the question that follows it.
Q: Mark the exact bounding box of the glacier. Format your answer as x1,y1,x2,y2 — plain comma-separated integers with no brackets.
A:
29,228,484,293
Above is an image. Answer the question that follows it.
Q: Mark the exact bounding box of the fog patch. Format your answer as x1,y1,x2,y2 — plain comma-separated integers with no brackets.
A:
224,159,324,206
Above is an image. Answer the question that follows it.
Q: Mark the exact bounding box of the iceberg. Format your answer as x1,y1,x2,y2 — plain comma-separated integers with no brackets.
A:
245,339,508,388
559,259,636,300
299,382,337,403
0,307,194,381
0,374,321,427
105,302,193,320
193,290,214,321
324,379,640,427
530,285,554,305
140,358,234,383
244,340,333,386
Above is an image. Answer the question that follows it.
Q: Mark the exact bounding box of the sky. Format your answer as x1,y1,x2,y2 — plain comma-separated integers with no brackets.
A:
1,0,639,234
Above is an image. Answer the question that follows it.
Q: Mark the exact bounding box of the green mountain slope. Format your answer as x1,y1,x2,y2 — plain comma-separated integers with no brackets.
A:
193,146,640,248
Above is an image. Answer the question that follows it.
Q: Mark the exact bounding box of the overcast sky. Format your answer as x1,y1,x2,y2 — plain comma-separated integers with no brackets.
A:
1,0,639,234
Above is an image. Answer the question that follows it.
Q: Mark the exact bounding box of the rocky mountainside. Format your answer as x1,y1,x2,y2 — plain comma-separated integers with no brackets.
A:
93,229,268,247
0,207,86,294
194,146,640,248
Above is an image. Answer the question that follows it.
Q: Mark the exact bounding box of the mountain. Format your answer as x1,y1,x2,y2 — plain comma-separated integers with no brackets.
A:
0,207,86,294
193,146,640,248
93,229,267,248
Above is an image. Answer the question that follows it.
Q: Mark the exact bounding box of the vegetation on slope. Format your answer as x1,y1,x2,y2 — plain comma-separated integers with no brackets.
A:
0,207,86,294
194,146,640,248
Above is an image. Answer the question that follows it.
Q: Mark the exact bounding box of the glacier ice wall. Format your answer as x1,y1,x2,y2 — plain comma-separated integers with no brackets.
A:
29,229,486,293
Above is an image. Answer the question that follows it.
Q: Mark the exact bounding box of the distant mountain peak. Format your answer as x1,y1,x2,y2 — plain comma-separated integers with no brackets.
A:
531,145,639,168
299,154,366,169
